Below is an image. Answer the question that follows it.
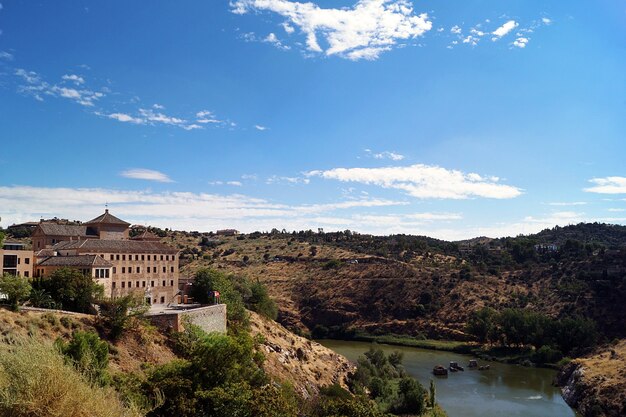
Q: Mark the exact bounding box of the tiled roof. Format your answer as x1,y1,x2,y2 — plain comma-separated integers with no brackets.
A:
37,223,95,237
35,249,56,258
38,255,112,268
53,239,178,254
85,210,130,226
131,230,161,241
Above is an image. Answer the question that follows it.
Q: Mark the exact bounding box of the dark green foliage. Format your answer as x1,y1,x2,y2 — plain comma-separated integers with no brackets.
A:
315,394,387,417
57,331,110,385
28,288,57,309
191,268,277,323
0,273,31,311
347,345,429,415
98,295,148,340
466,307,599,357
391,377,426,415
32,268,103,313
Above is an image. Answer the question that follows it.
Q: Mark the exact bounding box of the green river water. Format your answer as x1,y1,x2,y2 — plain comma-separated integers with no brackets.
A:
319,340,578,417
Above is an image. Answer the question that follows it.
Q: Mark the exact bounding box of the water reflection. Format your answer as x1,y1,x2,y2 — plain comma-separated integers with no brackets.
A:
319,340,576,417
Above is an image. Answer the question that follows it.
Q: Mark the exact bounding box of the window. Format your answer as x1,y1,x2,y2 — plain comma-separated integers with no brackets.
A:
136,281,139,288
160,255,164,261
105,269,110,278
113,267,116,274
162,280,166,287
170,280,174,286
122,267,126,274
128,281,131,288
122,255,126,261
25,258,30,265
17,258,20,265
112,282,116,289
162,266,166,273
121,282,125,288
116,254,120,261
148,255,151,261
136,267,140,273
142,255,145,261
135,255,139,261
151,280,154,287
142,281,146,287
110,254,114,260
24,271,29,278
160,296,165,303
170,266,174,273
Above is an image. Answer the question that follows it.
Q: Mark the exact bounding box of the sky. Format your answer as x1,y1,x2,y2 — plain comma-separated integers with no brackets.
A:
0,0,625,240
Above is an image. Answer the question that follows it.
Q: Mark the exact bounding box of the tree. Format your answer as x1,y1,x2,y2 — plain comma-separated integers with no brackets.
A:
190,268,247,325
429,379,436,408
392,377,426,415
466,307,497,343
57,331,110,385
0,273,31,311
98,295,148,340
34,268,104,313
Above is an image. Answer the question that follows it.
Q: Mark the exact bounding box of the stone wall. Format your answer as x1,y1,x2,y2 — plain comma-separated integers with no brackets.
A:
147,304,227,334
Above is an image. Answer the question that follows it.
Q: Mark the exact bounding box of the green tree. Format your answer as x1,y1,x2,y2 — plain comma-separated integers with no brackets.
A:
190,268,247,325
429,379,436,408
466,307,497,343
248,281,278,320
0,273,31,311
392,376,426,415
98,294,148,340
34,268,103,313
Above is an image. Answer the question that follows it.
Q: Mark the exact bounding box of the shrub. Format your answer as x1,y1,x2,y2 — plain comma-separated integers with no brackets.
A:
98,295,148,340
57,331,110,385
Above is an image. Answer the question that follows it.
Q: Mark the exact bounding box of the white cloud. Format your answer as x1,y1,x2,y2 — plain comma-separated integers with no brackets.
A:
542,17,552,25
231,0,432,60
254,124,268,131
106,112,145,124
450,25,461,34
264,32,291,50
585,177,626,194
120,169,173,183
227,181,243,186
266,175,311,185
512,37,529,48
282,22,295,34
61,74,85,85
608,208,626,212
365,149,405,160
153,103,165,109
492,20,518,40
15,69,104,106
0,51,14,61
548,202,587,206
307,163,522,199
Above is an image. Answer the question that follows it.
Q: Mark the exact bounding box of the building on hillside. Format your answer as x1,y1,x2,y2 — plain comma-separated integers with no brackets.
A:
216,229,239,236
1,242,34,277
33,210,180,305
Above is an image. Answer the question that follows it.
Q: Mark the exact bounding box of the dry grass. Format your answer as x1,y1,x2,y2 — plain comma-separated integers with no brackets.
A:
0,338,143,417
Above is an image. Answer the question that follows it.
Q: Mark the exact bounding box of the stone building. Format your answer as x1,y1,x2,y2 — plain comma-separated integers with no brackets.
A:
33,210,180,305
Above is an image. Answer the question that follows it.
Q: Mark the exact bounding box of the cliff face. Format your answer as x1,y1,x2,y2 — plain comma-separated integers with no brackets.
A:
557,340,626,417
248,310,355,399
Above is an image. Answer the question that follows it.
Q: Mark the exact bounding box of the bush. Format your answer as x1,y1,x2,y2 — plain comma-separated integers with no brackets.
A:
391,377,426,415
58,331,110,385
533,345,563,364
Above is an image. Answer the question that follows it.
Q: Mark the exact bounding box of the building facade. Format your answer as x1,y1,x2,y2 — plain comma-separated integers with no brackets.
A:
1,242,34,278
33,210,180,305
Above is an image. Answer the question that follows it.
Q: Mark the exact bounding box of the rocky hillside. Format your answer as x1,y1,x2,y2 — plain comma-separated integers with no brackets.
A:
558,340,626,417
0,307,352,401
172,228,626,342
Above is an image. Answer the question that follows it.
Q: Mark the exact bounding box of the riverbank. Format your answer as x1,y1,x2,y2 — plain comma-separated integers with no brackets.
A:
322,334,566,370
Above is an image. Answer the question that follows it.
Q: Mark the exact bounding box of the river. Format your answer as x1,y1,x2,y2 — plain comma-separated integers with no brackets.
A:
319,340,577,417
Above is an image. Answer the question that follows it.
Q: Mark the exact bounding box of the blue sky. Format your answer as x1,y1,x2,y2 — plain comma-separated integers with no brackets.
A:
0,0,625,239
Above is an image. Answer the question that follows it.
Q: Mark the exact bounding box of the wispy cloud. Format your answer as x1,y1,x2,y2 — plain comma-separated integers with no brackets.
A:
547,201,587,206
15,68,104,106
307,163,522,199
584,177,626,194
266,175,310,185
365,149,405,161
119,168,173,183
231,0,432,61
254,124,268,131
61,74,85,85
0,51,14,61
